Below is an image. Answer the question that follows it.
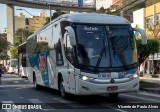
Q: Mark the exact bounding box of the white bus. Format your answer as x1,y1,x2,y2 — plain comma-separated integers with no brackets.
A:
18,42,28,78
26,13,147,98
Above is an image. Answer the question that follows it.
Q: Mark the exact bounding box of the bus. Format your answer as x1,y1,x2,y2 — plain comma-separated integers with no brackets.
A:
26,13,147,98
7,59,18,74
18,42,28,78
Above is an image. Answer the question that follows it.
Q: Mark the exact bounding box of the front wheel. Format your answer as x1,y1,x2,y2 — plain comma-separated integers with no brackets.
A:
59,77,69,99
33,75,41,90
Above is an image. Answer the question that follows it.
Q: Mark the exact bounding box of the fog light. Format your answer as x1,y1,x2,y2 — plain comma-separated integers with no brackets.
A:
133,83,138,88
82,86,89,91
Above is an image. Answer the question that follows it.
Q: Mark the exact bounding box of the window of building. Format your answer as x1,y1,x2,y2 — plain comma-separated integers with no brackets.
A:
156,14,160,25
146,16,153,28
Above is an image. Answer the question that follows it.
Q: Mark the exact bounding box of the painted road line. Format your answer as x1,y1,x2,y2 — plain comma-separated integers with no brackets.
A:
14,81,19,83
53,97,86,108
121,94,160,102
2,101,22,112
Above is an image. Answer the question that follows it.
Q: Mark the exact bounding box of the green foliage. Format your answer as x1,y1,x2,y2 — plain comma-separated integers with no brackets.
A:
15,28,33,47
96,7,106,14
151,74,159,78
10,28,33,59
110,11,120,16
0,34,10,53
45,10,67,25
136,39,160,64
0,51,9,60
10,47,18,59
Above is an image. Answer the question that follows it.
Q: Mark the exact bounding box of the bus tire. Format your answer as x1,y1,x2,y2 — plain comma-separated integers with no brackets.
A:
108,93,119,97
33,74,41,90
59,77,69,99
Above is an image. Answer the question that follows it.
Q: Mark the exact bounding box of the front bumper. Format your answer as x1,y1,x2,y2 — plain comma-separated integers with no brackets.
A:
75,77,139,95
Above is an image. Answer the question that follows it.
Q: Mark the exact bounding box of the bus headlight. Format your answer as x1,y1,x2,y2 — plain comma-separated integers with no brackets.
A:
82,76,89,81
79,75,94,81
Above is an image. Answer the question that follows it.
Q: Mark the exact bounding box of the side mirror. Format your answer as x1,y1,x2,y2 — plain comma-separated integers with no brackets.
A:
133,28,147,44
65,26,76,46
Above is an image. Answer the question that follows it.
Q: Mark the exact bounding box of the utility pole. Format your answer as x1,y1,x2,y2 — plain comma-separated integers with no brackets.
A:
21,31,23,43
49,4,52,23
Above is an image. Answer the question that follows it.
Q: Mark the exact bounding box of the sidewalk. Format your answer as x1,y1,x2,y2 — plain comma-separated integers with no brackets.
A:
139,74,160,94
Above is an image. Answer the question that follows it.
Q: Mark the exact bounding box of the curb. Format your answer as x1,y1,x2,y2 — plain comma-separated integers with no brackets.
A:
139,88,160,94
140,77,160,81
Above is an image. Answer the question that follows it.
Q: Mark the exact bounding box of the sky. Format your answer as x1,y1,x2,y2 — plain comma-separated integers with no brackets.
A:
0,3,52,33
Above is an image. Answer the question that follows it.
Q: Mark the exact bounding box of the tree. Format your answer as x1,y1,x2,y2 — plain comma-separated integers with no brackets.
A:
10,47,18,59
0,33,10,65
0,34,10,53
45,10,67,25
136,39,159,65
9,28,33,59
145,18,160,74
15,28,33,46
96,7,106,14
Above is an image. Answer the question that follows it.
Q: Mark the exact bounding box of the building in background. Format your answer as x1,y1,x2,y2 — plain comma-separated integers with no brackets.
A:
28,11,46,32
112,0,123,6
14,11,46,33
131,8,145,29
15,13,26,32
96,0,112,10
83,0,96,7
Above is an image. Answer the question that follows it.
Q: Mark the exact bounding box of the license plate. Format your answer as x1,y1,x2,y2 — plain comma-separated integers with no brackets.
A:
107,86,118,91
98,73,111,78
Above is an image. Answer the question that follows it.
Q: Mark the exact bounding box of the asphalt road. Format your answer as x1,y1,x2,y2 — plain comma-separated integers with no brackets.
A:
0,74,160,112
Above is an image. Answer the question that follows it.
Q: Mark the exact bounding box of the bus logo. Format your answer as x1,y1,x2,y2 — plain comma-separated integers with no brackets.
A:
38,56,46,71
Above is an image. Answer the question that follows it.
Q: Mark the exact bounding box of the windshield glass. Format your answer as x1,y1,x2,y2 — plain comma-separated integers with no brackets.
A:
10,60,18,67
108,25,137,67
75,24,137,69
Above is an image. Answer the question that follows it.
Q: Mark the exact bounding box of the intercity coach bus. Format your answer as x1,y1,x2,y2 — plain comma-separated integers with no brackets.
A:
26,13,147,98
18,42,28,78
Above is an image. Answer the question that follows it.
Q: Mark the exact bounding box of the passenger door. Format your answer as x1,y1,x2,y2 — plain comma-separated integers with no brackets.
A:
64,33,76,94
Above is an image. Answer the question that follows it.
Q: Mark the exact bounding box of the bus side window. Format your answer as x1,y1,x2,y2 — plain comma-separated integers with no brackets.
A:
56,39,63,66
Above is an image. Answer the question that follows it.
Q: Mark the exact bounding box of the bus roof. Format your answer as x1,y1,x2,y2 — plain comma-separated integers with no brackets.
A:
61,13,130,24
27,13,130,40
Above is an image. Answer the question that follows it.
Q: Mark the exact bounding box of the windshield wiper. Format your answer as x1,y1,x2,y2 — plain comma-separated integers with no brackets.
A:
94,39,106,71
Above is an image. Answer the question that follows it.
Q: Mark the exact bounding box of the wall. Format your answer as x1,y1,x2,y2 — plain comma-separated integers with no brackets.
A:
96,0,113,10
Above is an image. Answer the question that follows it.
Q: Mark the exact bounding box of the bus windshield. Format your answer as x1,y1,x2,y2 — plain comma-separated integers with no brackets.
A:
75,24,137,70
10,60,18,67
